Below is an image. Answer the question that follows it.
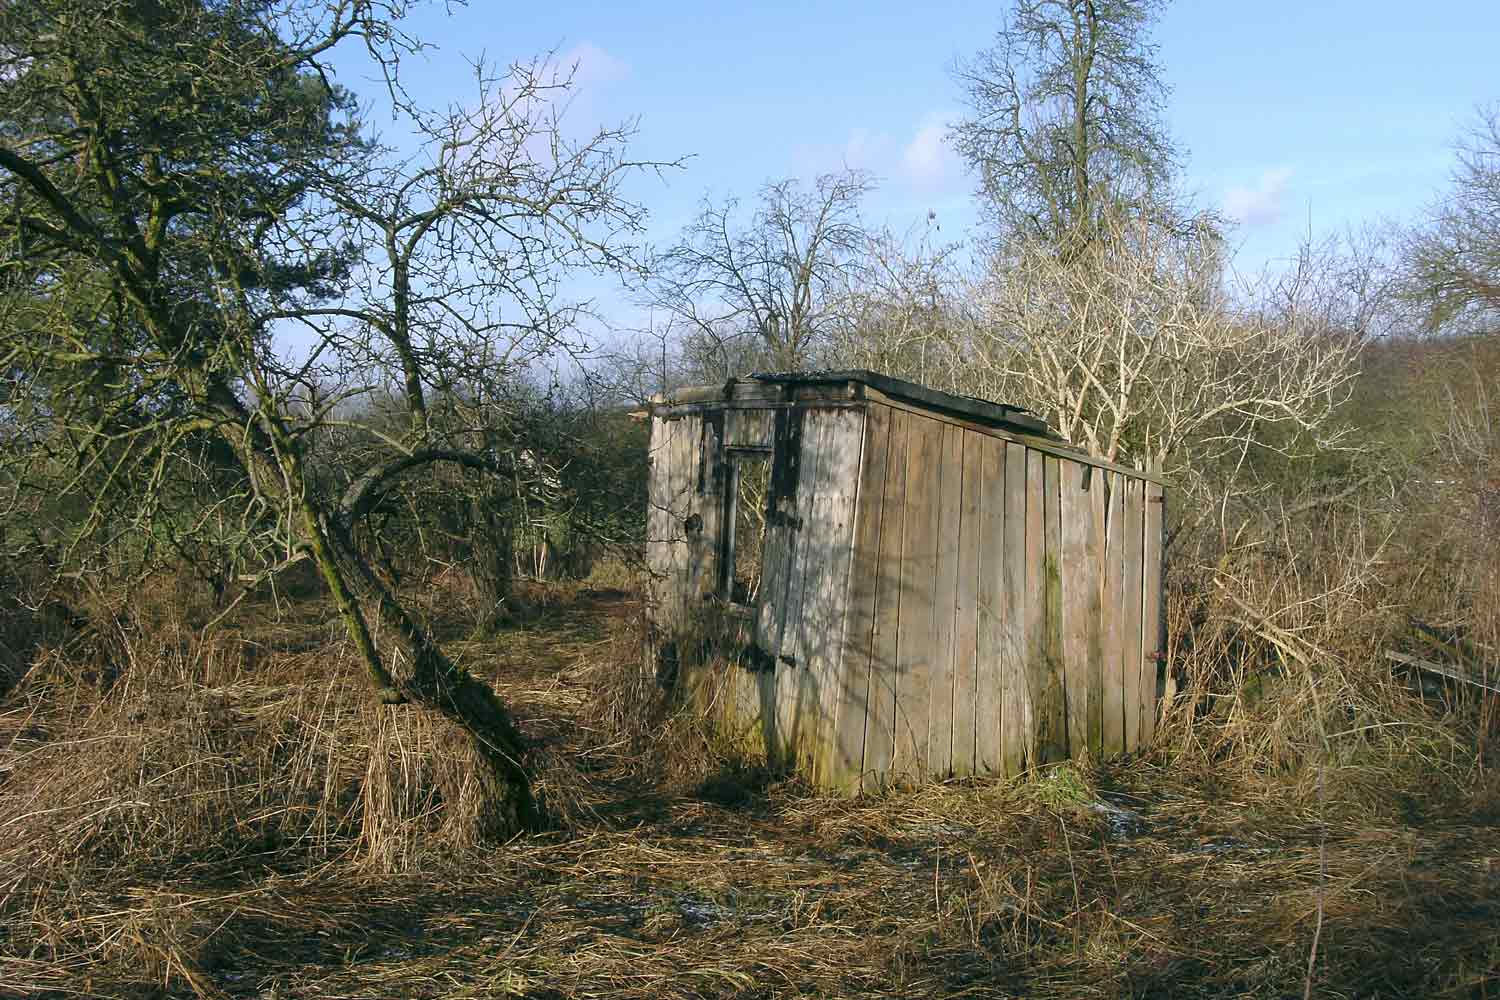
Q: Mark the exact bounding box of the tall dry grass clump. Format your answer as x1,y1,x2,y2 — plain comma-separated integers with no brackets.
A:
0,567,627,994
359,699,526,872
1158,451,1498,820
0,575,383,980
564,599,777,797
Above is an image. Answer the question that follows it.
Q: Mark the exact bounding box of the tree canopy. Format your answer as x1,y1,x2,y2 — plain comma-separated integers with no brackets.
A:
1405,103,1500,331
647,170,874,378
0,0,666,840
951,0,1179,246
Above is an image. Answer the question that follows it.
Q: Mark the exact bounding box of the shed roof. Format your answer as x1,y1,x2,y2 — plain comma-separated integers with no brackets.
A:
649,369,1163,485
751,370,1051,436
656,369,1051,437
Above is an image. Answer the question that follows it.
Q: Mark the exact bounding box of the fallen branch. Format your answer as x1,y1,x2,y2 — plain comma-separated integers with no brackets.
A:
1385,650,1500,695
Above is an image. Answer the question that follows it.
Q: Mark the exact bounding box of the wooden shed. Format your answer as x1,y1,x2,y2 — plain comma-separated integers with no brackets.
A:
644,371,1164,793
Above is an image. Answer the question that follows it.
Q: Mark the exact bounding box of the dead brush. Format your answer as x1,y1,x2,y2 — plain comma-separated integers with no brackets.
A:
0,586,375,993
1158,481,1483,818
566,596,774,793
1436,378,1500,754
407,561,586,638
2,567,1498,998
0,592,67,697
0,556,95,697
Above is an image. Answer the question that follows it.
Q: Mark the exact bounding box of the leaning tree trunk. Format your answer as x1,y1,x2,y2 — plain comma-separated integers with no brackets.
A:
213,402,537,848
301,497,538,846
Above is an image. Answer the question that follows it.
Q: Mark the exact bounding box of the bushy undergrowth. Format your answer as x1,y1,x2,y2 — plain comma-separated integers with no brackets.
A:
1148,339,1500,806
1,564,1498,998
0,572,524,988
3,353,1500,996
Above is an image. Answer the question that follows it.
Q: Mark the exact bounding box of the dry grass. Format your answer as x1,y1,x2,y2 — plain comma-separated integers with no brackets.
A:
1,574,1498,999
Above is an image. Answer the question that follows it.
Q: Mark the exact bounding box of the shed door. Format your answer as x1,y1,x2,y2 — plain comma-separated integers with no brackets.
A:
752,409,805,666
717,407,782,668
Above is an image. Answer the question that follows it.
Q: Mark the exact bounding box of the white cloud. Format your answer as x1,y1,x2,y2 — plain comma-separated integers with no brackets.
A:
1224,167,1294,227
901,115,956,189
557,41,629,89
790,128,893,179
794,113,962,200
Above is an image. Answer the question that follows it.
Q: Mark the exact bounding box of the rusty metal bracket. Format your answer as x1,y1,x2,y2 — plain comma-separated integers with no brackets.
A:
742,642,777,674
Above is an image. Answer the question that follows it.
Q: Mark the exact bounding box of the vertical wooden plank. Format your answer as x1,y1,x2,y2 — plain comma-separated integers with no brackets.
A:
1141,471,1165,746
831,404,891,794
1122,477,1145,752
726,408,774,448
772,413,831,766
645,415,674,628
657,414,699,631
1044,455,1070,757
669,416,710,715
754,412,798,660
892,413,941,787
667,415,698,513
1084,468,1105,759
718,454,740,603
863,407,911,791
1002,442,1032,770
1027,449,1065,763
950,430,984,778
1101,472,1126,757
690,420,729,733
740,413,791,760
807,409,866,787
655,415,682,629
975,435,1006,776
683,418,704,601
927,423,964,778
997,440,1025,777
1059,460,1103,759
686,416,723,607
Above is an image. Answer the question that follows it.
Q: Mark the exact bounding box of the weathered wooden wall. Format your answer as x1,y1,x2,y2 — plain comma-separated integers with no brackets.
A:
648,401,865,765
827,401,1163,791
647,391,1164,794
751,406,864,778
645,409,704,634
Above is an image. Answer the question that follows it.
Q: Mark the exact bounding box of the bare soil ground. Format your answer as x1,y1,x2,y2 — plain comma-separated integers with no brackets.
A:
2,587,1498,999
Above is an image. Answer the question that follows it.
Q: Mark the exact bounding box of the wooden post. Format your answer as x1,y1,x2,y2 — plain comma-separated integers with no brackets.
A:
1141,462,1165,745
832,404,892,793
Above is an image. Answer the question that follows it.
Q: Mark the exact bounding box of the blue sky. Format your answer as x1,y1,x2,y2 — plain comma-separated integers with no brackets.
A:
328,0,1497,312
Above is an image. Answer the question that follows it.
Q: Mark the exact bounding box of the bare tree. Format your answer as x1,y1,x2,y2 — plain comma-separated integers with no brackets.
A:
648,170,874,378
966,207,1362,478
824,224,974,385
1405,102,1500,331
0,1,670,840
952,0,1179,245
828,203,1362,500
